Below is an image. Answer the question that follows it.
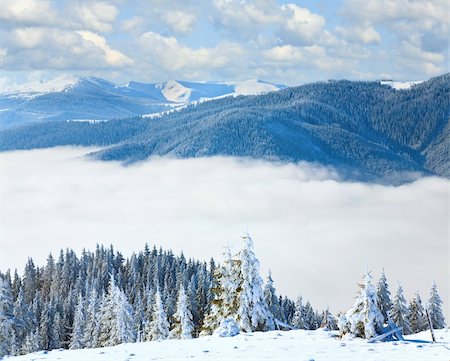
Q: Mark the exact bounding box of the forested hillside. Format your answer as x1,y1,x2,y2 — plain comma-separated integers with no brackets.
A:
1,74,448,182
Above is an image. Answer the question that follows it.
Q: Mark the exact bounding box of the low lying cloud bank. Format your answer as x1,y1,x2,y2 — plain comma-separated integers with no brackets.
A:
0,147,448,318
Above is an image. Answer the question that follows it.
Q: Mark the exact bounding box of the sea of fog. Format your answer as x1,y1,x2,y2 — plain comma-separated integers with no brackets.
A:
0,147,448,318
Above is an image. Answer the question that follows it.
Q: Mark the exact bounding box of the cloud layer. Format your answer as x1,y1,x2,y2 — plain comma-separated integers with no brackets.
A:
0,147,447,318
0,0,448,85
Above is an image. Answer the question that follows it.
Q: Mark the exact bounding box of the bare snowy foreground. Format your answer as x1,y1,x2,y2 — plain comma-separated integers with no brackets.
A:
4,329,449,361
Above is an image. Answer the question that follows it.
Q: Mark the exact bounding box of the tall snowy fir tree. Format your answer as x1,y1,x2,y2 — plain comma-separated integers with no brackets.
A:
376,270,392,324
200,247,241,336
427,282,445,329
408,292,427,333
0,276,15,357
263,271,283,325
98,275,136,347
69,293,86,349
170,285,195,339
237,234,274,332
338,272,384,339
390,284,412,335
145,286,169,341
292,296,305,329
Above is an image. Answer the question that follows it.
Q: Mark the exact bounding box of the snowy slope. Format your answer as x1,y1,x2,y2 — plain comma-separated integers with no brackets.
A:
4,329,449,361
380,80,424,90
0,77,284,127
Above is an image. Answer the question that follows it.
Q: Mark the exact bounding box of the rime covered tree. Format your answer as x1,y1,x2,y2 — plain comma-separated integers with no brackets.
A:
69,293,86,349
427,282,445,329
264,271,282,324
200,247,241,336
338,272,383,339
170,285,195,339
408,292,427,333
237,234,274,332
0,276,15,356
292,296,305,329
390,284,412,335
376,270,392,324
145,286,169,341
320,308,338,331
98,275,136,347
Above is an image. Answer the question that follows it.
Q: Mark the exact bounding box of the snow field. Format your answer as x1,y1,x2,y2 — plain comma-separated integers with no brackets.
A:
5,329,449,361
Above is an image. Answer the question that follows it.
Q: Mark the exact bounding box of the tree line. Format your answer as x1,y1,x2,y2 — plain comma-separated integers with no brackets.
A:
0,234,446,357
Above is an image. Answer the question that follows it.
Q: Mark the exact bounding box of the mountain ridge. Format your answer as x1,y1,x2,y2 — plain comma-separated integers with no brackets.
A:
1,74,448,183
0,77,284,127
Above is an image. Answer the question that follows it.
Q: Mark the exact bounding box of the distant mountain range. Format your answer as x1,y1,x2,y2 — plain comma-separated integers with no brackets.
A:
0,76,284,127
0,74,448,183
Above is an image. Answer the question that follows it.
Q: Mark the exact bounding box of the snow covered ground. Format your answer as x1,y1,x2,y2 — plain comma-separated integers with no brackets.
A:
5,329,449,361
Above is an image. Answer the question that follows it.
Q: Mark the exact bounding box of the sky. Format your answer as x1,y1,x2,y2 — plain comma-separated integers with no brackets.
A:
0,147,448,319
0,0,448,86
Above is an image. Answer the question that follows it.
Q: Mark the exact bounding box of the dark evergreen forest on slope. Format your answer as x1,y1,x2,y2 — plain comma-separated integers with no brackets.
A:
0,74,448,182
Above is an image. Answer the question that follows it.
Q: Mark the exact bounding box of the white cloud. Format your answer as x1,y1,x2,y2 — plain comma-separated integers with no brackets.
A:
0,147,448,319
138,31,244,79
336,24,381,45
279,4,327,46
0,0,57,27
78,30,132,66
163,10,196,35
71,1,119,33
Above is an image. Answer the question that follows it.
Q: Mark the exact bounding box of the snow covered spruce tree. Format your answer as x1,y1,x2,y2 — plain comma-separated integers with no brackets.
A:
338,271,383,339
200,246,242,337
69,293,86,349
263,271,283,325
408,292,427,333
145,286,170,341
427,282,445,329
376,270,392,324
292,296,305,329
0,276,15,357
201,234,274,336
237,234,274,332
390,284,412,335
98,275,136,347
320,308,338,331
170,285,195,339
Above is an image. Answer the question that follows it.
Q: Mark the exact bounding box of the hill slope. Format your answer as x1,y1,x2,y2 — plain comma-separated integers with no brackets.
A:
0,74,448,182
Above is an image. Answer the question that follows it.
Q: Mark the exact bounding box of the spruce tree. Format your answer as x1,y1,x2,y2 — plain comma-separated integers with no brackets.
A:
408,292,427,333
200,247,241,336
98,275,136,347
338,272,383,339
390,284,412,335
237,234,274,332
320,308,338,331
263,271,282,324
145,286,169,341
0,276,15,356
292,296,305,329
376,270,392,324
84,288,101,348
69,293,86,349
170,285,195,339
427,282,445,329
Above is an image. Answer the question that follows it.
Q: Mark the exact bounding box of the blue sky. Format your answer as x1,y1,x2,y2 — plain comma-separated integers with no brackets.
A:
0,0,448,86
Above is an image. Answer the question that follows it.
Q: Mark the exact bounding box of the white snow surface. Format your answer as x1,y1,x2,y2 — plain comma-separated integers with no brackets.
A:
228,79,282,95
1,76,79,97
4,329,449,361
380,80,424,90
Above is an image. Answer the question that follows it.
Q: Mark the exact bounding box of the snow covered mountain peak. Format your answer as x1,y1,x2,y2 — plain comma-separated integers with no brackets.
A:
158,80,193,103
1,75,80,97
228,79,285,95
